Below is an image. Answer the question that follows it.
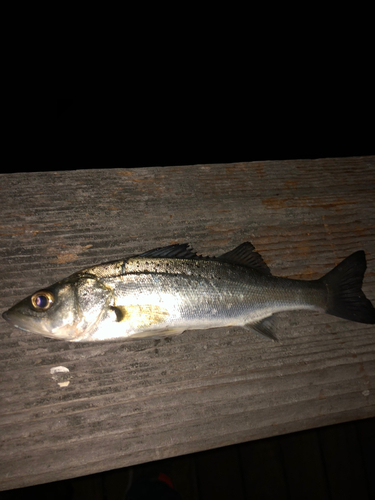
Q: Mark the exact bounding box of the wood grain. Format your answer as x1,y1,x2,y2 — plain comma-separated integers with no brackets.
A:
0,157,374,490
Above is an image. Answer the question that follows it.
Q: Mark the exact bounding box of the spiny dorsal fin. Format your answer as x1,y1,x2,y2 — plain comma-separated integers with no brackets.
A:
138,243,204,260
138,242,272,274
218,242,272,275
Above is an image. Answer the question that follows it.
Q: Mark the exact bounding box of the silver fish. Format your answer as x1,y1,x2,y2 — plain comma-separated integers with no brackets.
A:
2,242,375,341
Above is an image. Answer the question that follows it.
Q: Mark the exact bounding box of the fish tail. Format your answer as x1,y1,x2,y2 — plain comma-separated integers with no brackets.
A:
320,251,375,324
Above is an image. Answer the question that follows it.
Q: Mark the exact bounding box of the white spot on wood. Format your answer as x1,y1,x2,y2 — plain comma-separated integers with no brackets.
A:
57,381,70,388
50,366,70,388
362,390,370,397
50,366,70,375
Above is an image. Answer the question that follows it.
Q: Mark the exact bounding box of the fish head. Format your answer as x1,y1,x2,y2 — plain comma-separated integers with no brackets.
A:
2,276,112,341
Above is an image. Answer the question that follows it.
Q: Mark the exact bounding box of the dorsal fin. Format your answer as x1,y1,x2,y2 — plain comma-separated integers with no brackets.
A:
218,242,272,275
138,242,271,274
138,243,204,260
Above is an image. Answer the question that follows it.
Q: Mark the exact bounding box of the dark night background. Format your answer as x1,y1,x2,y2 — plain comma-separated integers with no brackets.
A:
53,98,372,173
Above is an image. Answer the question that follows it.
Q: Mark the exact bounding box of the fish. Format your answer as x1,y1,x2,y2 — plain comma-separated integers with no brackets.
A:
2,242,375,341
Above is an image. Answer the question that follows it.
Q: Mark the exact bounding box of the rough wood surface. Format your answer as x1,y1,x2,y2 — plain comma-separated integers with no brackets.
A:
0,157,374,491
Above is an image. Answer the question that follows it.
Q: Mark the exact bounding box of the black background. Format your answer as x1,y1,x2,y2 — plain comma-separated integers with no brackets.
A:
54,98,372,173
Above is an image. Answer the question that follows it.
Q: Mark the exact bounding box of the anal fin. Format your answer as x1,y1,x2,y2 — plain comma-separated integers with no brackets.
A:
244,316,278,341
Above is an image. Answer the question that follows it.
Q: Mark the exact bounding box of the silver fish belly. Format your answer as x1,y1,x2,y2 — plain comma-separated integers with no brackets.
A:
2,242,375,341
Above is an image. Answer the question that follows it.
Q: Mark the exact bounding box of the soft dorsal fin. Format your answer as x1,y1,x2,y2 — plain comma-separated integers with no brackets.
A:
218,242,272,275
139,243,204,260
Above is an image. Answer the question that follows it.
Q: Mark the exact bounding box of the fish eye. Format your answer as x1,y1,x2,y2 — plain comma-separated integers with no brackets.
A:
31,291,54,311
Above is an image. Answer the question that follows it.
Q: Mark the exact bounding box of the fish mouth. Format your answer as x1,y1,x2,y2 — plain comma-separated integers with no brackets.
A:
2,311,19,327
2,308,80,340
2,309,47,335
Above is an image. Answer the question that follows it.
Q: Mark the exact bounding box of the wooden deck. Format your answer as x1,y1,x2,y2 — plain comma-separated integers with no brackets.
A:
1,157,374,491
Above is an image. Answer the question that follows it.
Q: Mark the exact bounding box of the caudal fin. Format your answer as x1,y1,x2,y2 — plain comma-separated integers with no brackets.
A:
321,251,375,324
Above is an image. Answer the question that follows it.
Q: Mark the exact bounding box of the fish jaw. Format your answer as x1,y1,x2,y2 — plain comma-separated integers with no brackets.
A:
2,309,48,336
2,307,80,340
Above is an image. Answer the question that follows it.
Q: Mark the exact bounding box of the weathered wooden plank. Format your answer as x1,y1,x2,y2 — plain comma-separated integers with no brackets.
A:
0,157,374,491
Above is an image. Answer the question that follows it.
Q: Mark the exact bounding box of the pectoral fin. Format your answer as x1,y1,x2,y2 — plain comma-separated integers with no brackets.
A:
110,304,170,329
